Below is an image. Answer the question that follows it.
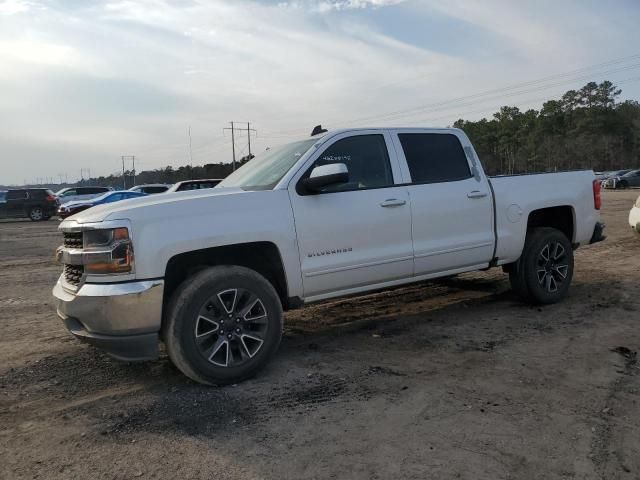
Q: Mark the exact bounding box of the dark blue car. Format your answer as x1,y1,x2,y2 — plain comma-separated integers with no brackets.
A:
58,190,146,219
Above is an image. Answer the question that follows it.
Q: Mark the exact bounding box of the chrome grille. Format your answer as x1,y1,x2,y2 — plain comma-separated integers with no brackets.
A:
63,264,84,286
63,231,83,249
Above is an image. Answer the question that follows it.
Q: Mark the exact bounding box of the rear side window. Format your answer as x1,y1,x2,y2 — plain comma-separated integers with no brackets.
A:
79,187,108,194
105,193,123,202
144,186,168,193
177,183,196,191
398,133,471,184
29,190,47,199
7,190,27,200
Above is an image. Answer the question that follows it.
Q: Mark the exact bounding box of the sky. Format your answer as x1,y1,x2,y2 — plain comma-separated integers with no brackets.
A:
1,0,639,185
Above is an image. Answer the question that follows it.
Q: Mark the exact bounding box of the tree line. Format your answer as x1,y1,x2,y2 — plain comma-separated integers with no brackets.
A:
73,155,253,190
454,81,640,175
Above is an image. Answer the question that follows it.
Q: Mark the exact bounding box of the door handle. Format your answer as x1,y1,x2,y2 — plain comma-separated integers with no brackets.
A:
380,199,407,208
467,191,488,199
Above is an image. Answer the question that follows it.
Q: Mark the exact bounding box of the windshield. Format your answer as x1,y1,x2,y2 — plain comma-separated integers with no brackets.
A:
217,138,318,190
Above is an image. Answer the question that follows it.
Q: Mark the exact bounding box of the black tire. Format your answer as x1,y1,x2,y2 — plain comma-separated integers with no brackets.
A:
618,180,629,189
163,265,283,385
510,227,574,305
28,207,44,221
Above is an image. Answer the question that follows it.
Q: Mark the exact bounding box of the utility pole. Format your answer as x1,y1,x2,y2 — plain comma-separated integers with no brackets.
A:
223,122,257,171
188,126,193,179
121,156,135,188
247,122,252,158
122,156,126,189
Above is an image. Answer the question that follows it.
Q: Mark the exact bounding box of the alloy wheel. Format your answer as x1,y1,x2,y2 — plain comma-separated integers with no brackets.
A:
536,241,569,293
193,288,268,367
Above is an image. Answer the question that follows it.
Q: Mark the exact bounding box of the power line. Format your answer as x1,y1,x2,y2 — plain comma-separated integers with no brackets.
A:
223,122,257,171
263,52,640,137
400,75,640,127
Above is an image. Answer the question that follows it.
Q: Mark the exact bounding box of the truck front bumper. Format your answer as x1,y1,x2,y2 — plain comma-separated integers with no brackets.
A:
53,278,164,361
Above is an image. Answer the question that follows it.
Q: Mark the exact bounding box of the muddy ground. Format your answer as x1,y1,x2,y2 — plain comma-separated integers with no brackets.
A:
1,190,639,480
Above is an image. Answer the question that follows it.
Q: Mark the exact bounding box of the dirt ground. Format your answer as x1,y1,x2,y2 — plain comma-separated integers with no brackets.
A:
1,190,639,480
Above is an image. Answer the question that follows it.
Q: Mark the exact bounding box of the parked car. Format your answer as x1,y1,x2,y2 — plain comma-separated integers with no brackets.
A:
57,190,147,219
0,188,59,221
616,169,640,189
53,127,604,385
129,184,170,194
55,186,113,204
630,194,640,235
602,169,633,189
166,179,222,192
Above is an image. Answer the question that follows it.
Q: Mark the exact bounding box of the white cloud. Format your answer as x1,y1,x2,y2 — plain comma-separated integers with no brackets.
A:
0,0,638,184
278,0,406,12
0,0,32,15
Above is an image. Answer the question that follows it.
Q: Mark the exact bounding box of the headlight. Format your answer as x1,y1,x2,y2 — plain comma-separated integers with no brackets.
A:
82,227,134,274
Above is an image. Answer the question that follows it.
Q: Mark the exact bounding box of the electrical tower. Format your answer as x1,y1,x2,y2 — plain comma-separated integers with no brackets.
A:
121,156,135,189
223,122,257,171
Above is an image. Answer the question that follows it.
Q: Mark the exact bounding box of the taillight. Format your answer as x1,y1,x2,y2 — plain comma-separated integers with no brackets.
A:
46,195,56,202
593,179,601,210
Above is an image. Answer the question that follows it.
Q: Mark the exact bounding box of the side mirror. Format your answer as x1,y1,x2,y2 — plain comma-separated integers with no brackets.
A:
300,163,349,193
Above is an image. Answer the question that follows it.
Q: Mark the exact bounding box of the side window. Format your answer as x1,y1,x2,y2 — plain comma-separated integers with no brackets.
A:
398,133,471,184
310,134,394,193
7,190,27,200
30,190,46,199
61,189,77,197
105,193,122,202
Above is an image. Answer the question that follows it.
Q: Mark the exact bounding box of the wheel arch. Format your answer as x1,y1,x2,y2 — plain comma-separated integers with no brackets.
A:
163,241,291,315
526,205,575,243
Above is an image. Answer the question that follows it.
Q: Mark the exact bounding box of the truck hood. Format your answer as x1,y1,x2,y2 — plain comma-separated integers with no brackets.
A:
63,187,247,225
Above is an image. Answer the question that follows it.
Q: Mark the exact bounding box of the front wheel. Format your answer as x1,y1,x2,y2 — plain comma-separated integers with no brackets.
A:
163,265,283,385
509,227,574,305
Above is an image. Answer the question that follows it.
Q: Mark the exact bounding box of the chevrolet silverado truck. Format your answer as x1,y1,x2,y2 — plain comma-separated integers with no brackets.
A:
53,128,605,385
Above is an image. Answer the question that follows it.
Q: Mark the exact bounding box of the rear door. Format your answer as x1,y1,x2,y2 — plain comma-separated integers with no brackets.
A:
6,190,28,217
289,131,414,299
391,130,495,275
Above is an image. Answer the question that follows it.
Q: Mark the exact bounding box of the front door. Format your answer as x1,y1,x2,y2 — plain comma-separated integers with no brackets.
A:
289,131,413,299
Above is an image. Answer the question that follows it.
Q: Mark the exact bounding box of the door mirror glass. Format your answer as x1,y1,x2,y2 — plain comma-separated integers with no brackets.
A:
301,163,349,192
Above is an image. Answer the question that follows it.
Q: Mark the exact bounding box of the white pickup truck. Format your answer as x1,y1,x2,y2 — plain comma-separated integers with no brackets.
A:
53,128,605,385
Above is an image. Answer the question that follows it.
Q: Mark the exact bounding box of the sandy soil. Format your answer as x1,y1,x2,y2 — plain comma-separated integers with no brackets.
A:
1,190,639,480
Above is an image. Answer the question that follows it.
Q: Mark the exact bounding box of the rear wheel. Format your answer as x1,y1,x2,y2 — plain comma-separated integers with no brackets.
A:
29,207,44,221
163,265,283,385
509,227,574,304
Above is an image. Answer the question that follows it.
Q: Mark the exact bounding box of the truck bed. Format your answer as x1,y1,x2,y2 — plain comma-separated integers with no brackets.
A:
489,170,599,264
